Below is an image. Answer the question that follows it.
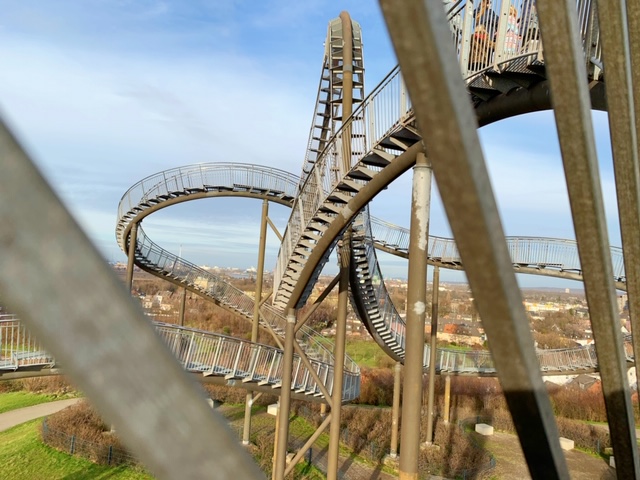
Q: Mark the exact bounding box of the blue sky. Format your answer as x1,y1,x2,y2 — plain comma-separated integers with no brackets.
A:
0,1,620,289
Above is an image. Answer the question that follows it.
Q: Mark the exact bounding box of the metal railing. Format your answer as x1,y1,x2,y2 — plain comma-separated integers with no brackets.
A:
0,314,360,401
369,216,626,282
132,227,360,400
351,212,633,375
423,339,634,375
116,163,300,249
0,314,54,371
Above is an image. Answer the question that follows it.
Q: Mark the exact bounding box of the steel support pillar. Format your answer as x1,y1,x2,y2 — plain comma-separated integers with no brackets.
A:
178,288,187,327
243,198,269,446
273,310,296,480
126,223,138,293
327,230,350,480
272,401,279,480
443,375,451,424
399,152,431,480
320,403,327,417
390,361,402,458
425,265,440,444
327,12,354,479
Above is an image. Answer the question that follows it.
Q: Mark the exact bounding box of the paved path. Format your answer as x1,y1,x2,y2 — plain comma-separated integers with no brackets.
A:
477,431,616,479
0,398,81,432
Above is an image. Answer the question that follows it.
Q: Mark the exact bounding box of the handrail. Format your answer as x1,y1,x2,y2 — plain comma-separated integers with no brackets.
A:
351,210,631,373
133,226,360,380
2,314,631,377
0,315,360,400
369,216,626,282
116,163,301,248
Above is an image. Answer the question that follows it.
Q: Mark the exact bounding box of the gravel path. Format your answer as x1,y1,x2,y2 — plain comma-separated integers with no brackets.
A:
475,431,616,479
0,398,81,432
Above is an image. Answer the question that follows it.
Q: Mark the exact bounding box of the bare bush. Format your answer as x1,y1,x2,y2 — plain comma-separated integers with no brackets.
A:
41,400,132,465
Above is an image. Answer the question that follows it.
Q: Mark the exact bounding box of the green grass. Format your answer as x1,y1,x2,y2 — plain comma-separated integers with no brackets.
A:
0,392,73,414
345,340,388,368
293,461,325,479
0,420,153,480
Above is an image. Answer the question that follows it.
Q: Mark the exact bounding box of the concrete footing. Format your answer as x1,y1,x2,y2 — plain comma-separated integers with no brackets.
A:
559,437,574,451
475,423,494,436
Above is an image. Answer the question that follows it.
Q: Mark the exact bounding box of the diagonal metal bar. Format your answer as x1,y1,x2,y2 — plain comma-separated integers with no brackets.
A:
266,216,283,242
259,291,273,307
625,0,640,412
0,119,264,479
292,340,331,402
536,0,640,476
257,307,284,350
294,273,340,333
377,1,569,478
283,413,332,478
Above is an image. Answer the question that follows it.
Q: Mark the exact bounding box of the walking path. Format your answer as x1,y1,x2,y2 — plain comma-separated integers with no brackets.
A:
477,430,616,479
0,398,81,432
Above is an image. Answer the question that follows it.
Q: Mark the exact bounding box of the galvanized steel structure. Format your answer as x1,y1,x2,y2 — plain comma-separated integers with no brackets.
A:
1,0,639,478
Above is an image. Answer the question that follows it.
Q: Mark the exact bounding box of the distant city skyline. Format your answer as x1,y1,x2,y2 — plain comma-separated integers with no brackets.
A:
0,1,621,290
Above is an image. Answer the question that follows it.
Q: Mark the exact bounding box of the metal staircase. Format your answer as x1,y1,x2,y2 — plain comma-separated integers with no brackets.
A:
272,0,605,315
116,164,360,402
351,211,630,372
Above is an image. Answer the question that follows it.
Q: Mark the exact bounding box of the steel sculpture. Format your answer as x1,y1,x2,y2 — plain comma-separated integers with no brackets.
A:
1,1,639,479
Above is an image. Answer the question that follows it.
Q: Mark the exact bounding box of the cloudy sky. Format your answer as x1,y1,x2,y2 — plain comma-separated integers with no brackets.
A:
0,0,620,289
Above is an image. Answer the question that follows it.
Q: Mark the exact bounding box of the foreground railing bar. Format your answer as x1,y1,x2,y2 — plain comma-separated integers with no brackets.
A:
0,120,265,480
536,0,640,474
379,1,569,477
620,0,640,421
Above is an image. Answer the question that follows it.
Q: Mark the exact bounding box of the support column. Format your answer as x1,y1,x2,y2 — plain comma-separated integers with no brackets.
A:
327,230,350,480
320,403,327,418
425,265,440,445
390,361,402,458
399,152,431,480
126,223,138,293
178,288,187,327
273,310,296,480
243,199,270,446
272,400,280,480
443,375,451,424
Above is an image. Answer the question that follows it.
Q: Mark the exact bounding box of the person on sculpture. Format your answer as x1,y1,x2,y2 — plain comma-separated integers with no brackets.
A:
504,3,521,54
469,0,498,71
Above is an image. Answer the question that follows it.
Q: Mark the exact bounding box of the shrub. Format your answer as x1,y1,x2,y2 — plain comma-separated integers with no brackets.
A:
41,400,132,466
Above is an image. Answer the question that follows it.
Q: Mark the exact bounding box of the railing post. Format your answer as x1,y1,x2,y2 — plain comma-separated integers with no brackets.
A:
273,309,296,480
179,287,187,327
443,375,451,424
425,265,440,445
493,0,512,66
327,229,350,480
243,198,270,446
459,0,476,77
390,361,402,458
